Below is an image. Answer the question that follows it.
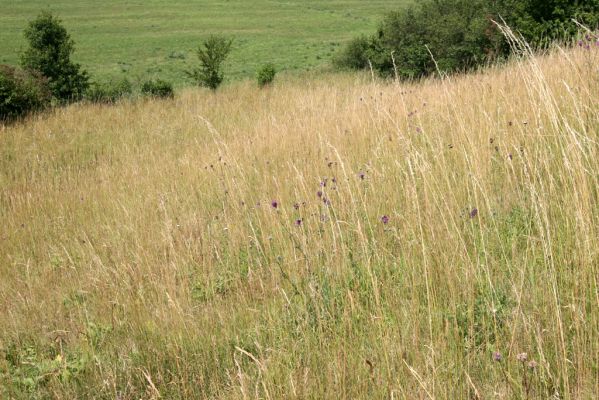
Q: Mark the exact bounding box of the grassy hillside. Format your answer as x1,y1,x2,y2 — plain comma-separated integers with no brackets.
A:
1,42,598,398
0,0,407,86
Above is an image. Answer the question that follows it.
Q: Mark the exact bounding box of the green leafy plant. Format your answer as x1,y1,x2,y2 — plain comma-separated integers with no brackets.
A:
187,35,232,91
256,63,276,87
141,78,174,98
85,77,132,104
20,11,89,102
0,64,51,122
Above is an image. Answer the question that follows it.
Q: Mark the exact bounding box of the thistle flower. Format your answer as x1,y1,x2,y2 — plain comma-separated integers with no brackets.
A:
469,208,478,218
493,352,502,362
271,200,278,209
381,215,390,225
295,219,303,226
516,352,528,362
527,360,537,369
317,190,323,198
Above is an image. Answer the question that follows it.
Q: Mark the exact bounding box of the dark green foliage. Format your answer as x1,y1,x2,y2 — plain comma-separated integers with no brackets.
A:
256,63,276,87
85,77,132,104
502,0,599,46
332,35,372,70
20,12,89,102
187,35,233,91
0,65,51,122
336,0,599,79
141,79,174,98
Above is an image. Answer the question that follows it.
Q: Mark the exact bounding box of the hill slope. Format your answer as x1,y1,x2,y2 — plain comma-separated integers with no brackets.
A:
1,46,598,398
0,0,407,85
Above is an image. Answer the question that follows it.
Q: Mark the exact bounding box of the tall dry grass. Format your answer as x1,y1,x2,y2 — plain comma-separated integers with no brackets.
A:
0,41,598,399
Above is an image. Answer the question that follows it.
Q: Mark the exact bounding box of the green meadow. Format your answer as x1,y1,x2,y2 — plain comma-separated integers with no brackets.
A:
0,0,407,86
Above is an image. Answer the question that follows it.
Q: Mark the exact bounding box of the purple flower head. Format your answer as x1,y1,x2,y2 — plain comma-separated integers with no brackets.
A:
469,208,478,218
317,190,323,198
516,352,528,362
271,200,278,209
527,360,537,369
323,198,331,206
320,180,327,187
295,218,303,226
578,40,584,47
493,352,502,362
358,171,366,180
381,215,390,225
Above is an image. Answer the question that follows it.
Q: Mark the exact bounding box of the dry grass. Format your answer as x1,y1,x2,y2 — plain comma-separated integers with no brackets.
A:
0,43,598,399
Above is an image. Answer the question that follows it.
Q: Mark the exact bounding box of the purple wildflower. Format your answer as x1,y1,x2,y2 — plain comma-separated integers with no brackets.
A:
469,208,478,218
295,219,303,226
493,352,502,362
381,215,390,225
527,360,537,369
271,200,278,209
358,171,366,180
516,353,528,362
317,190,323,198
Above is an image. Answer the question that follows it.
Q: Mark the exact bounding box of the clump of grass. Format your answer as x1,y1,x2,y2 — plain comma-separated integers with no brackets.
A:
0,40,597,398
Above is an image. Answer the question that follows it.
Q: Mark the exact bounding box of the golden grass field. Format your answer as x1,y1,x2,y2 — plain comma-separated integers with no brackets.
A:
1,40,598,398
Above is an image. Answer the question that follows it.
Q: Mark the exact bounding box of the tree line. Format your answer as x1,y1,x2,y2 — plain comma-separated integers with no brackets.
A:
334,0,599,78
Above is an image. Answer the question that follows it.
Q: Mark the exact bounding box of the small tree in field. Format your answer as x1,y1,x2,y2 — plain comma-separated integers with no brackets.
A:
188,35,232,91
21,11,89,102
256,63,276,87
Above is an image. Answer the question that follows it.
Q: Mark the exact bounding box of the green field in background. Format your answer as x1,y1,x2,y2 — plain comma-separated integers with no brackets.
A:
0,1,408,86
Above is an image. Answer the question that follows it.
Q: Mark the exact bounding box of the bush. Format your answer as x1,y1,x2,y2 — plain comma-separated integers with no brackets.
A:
86,78,132,103
0,65,51,122
141,79,174,98
20,12,89,102
332,36,372,70
335,0,599,79
187,35,233,90
256,63,276,87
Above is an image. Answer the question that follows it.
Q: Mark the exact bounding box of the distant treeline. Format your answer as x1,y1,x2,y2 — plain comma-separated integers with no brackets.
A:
334,0,599,78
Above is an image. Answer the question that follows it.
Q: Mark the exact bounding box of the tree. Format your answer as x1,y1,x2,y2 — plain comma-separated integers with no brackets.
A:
188,35,233,90
20,11,89,102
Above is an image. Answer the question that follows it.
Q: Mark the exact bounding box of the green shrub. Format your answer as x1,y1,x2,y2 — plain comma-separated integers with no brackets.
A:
86,77,132,103
20,11,89,102
141,79,174,98
256,63,276,87
187,35,233,91
332,36,372,70
0,64,51,122
335,0,599,79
